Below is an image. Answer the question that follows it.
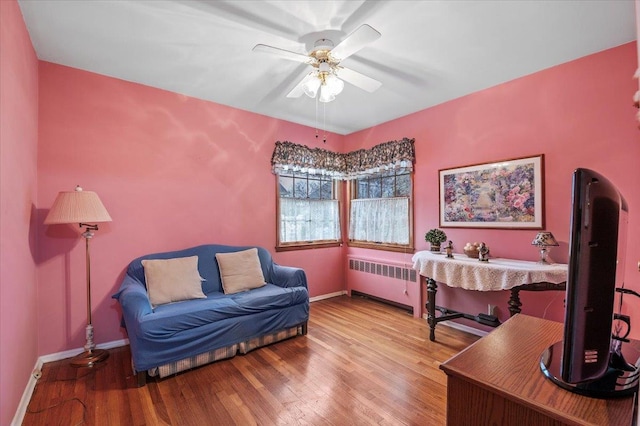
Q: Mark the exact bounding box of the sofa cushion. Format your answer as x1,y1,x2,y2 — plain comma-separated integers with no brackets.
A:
216,248,266,294
141,256,206,307
124,245,276,294
143,284,309,336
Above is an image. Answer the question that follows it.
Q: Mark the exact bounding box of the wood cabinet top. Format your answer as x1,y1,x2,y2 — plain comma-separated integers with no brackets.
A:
440,314,634,425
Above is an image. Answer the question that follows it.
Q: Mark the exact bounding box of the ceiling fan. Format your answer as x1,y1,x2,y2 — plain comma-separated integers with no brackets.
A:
253,24,382,102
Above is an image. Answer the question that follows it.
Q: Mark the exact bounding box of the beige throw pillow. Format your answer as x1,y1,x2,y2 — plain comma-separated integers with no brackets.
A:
142,256,206,307
216,248,266,294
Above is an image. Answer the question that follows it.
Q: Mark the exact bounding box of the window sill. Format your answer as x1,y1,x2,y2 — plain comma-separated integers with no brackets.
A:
347,241,415,254
275,241,343,252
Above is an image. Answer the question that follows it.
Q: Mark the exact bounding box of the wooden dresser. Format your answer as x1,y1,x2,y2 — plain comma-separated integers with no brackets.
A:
440,314,635,425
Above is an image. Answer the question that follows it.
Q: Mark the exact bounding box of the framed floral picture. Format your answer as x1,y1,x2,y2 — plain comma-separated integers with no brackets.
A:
439,155,544,229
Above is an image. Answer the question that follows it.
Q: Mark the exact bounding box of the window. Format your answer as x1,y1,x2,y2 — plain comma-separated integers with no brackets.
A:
276,170,341,251
270,138,415,252
348,168,413,252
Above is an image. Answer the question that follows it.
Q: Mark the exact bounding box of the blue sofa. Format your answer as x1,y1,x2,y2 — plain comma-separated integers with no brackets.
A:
112,244,309,385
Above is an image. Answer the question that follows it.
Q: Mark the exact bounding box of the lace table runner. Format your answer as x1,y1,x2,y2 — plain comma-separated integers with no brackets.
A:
412,251,568,291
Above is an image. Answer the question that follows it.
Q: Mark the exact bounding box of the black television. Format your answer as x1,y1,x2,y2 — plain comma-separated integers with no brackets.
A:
541,168,637,398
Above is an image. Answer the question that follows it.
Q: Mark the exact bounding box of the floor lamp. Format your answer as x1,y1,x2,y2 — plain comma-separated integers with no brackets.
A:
44,185,112,367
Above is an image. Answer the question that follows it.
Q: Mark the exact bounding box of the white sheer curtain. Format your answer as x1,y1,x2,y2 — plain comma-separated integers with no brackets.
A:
279,198,340,243
349,197,409,244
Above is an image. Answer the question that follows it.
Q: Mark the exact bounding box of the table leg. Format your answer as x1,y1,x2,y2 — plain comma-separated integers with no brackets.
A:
508,287,522,317
426,277,438,341
508,282,566,317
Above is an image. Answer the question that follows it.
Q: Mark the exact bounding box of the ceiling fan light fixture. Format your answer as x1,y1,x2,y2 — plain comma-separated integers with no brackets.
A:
319,84,335,103
302,76,321,98
325,74,344,96
318,62,331,73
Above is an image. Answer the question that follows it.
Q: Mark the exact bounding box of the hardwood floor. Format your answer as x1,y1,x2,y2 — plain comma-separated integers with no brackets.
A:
23,295,480,425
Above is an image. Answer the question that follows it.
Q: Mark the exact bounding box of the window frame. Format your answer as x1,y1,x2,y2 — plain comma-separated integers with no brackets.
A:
275,171,343,252
346,169,415,253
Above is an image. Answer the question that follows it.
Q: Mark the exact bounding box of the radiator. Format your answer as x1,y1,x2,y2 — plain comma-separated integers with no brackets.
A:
348,258,417,283
346,256,421,318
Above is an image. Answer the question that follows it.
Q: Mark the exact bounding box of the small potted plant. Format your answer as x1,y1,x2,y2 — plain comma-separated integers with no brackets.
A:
425,228,447,252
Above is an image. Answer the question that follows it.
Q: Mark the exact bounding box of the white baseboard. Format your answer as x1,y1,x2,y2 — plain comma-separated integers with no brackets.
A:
421,313,489,338
37,338,129,364
11,338,130,426
310,290,347,302
11,358,43,426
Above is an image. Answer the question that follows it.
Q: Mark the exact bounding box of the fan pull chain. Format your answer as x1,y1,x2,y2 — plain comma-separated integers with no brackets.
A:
315,95,319,140
323,102,327,143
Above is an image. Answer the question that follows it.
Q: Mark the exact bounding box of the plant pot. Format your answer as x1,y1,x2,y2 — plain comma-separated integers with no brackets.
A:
430,244,441,252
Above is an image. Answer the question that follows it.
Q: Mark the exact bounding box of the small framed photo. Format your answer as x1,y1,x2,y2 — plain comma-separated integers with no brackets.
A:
439,155,544,229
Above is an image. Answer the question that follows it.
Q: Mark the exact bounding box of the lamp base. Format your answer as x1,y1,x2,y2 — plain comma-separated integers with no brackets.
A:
537,247,553,264
70,348,109,368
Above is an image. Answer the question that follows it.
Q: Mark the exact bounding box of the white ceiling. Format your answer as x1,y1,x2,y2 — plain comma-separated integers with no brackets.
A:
18,0,637,135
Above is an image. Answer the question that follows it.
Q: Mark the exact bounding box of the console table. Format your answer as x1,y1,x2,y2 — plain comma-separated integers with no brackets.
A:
412,251,567,341
440,314,635,425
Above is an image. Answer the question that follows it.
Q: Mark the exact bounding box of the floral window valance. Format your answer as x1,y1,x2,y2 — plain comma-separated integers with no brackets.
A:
271,137,415,180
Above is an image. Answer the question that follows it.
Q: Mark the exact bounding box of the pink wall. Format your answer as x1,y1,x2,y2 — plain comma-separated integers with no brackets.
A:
344,43,640,334
0,0,39,423
36,62,346,355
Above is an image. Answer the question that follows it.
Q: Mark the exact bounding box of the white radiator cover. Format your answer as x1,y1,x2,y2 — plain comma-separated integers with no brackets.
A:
346,256,421,318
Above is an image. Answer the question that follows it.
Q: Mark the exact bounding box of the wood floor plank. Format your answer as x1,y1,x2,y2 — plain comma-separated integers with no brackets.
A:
23,295,479,425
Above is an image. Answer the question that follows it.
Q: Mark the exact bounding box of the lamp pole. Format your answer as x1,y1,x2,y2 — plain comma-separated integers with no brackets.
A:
70,224,109,367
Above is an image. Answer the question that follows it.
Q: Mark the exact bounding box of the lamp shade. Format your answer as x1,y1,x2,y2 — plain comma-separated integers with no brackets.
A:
319,84,335,103
302,76,321,98
325,74,344,96
44,186,112,224
531,232,559,247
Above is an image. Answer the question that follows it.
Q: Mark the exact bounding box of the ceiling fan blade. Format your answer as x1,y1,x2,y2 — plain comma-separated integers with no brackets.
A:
286,73,316,98
330,24,381,61
252,44,312,64
337,67,382,93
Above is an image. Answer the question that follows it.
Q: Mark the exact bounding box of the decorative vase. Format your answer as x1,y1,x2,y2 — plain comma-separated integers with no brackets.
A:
430,244,441,252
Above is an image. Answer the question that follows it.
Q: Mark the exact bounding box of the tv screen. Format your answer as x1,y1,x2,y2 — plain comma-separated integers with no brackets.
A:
561,168,628,384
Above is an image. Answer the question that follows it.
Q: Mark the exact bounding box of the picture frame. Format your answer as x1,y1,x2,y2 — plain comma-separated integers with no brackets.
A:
439,154,544,229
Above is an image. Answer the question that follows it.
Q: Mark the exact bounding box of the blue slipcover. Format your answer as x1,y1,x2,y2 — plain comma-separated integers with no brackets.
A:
112,244,309,374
